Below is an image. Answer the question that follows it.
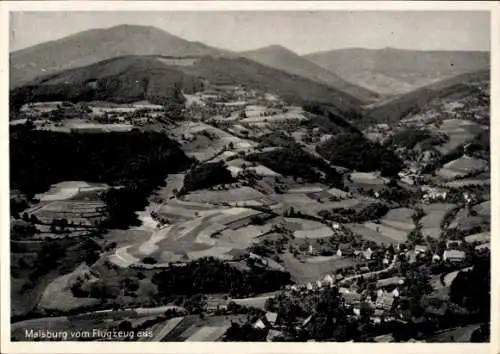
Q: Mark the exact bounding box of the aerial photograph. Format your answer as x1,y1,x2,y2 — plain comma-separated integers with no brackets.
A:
8,10,491,343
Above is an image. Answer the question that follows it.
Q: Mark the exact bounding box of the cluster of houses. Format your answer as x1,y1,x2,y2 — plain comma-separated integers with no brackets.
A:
248,274,408,341
421,186,448,202
397,166,422,186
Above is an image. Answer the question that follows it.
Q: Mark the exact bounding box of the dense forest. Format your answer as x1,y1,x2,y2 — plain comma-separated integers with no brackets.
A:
10,126,192,228
385,128,432,149
182,161,235,193
256,131,300,149
152,257,292,298
245,146,344,187
449,254,490,321
317,133,404,177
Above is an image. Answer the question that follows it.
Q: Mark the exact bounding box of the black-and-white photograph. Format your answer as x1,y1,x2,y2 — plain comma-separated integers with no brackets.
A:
7,7,492,345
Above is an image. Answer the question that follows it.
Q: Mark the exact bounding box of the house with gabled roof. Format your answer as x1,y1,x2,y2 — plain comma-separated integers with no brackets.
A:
443,249,466,262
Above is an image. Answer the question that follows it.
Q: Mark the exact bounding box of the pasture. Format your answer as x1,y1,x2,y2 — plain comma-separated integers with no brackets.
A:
437,156,488,180
435,119,481,154
380,208,414,231
473,201,490,217
348,172,388,191
281,192,372,217
363,222,408,243
38,264,100,312
283,217,333,239
420,203,456,229
280,252,357,284
346,223,401,245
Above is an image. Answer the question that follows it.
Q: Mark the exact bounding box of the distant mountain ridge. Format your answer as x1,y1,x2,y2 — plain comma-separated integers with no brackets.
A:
10,24,233,89
240,45,379,104
305,47,490,96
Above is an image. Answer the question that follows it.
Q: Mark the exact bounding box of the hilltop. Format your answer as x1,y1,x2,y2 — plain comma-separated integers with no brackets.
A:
240,45,379,104
305,48,489,96
10,24,232,89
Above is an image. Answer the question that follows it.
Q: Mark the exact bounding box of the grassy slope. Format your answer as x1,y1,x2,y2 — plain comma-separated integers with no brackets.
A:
365,70,489,126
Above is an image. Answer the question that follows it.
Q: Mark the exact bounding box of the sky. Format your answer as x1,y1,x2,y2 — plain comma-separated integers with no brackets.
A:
10,11,491,54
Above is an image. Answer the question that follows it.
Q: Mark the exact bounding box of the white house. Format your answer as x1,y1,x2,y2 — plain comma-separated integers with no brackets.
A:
446,240,463,249
265,312,278,326
253,319,266,330
443,250,466,262
362,247,373,260
323,274,335,287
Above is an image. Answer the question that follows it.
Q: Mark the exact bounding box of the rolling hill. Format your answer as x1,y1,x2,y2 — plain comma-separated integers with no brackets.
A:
9,56,204,110
366,69,489,125
240,45,379,104
11,55,364,119
305,48,490,96
10,24,232,89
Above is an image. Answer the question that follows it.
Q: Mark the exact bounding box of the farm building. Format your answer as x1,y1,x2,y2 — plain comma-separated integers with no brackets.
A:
443,250,466,262
253,319,266,330
323,274,335,287
265,312,278,326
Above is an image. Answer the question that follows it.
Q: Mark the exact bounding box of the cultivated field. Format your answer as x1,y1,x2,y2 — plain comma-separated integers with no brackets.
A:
111,207,268,267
